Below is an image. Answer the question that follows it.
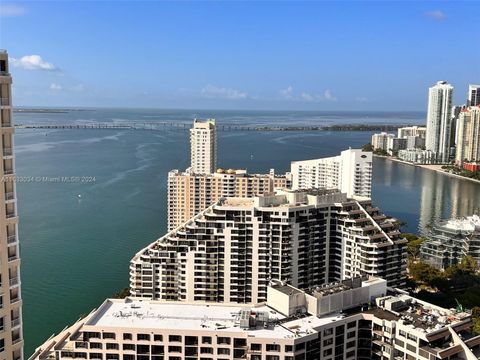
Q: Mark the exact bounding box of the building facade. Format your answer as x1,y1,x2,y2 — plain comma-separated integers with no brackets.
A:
371,133,395,152
31,278,480,360
397,126,427,139
131,189,406,303
468,84,480,107
190,119,217,174
0,51,23,360
455,107,480,165
397,149,437,164
167,169,291,230
290,149,372,198
425,81,454,163
421,215,480,269
385,137,407,155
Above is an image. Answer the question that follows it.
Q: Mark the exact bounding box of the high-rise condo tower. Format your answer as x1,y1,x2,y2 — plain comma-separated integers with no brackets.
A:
0,50,24,360
190,118,217,174
425,81,454,163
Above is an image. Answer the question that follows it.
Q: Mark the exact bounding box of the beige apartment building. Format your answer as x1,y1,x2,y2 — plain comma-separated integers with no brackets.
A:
31,277,480,360
132,188,406,303
0,51,23,360
167,169,291,230
190,119,217,174
455,106,480,165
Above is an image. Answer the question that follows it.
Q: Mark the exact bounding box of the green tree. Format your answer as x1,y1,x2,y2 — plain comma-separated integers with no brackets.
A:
409,261,442,284
362,143,374,152
403,233,425,260
458,256,479,274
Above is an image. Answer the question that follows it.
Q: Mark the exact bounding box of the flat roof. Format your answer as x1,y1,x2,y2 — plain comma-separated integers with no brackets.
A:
83,298,347,340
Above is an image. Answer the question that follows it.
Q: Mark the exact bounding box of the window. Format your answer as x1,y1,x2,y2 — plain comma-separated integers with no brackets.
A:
90,354,102,360
266,344,280,352
217,348,230,355
123,333,132,340
123,356,134,360
0,339,4,353
138,334,150,341
168,346,182,353
347,321,356,329
324,328,333,336
154,335,163,341
323,339,333,346
169,335,182,343
123,344,135,351
200,348,213,354
217,337,230,345
90,343,102,349
103,333,115,340
106,344,119,350
106,355,119,360
202,336,212,344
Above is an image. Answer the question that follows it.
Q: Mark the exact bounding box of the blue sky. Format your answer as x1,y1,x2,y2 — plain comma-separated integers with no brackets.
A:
0,1,479,110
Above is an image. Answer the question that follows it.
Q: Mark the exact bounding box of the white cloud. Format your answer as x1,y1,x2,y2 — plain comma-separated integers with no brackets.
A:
301,92,315,102
279,85,294,99
0,3,26,17
323,89,337,101
201,84,248,100
300,89,337,102
49,83,62,91
426,10,446,21
10,55,57,71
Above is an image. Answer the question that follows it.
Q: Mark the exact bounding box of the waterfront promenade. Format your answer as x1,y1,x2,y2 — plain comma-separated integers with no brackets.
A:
378,155,480,185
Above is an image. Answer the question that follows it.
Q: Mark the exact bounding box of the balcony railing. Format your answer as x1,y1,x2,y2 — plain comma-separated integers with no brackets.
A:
6,212,16,219
3,148,12,156
12,336,22,345
8,254,18,262
3,169,14,175
0,98,10,106
5,192,14,201
0,71,10,77
10,296,20,305
11,317,20,328
7,235,16,244
9,277,19,287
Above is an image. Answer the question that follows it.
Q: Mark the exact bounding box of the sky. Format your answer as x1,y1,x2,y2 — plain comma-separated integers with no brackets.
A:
0,1,479,111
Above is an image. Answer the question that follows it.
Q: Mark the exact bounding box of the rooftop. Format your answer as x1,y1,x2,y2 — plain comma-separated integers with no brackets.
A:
84,298,342,339
373,294,470,334
440,215,480,232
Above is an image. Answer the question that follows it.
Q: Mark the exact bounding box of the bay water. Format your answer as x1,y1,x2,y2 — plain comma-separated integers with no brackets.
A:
14,109,480,355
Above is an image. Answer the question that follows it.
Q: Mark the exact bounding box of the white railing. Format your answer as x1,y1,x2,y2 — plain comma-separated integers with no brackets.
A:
7,235,16,244
5,192,14,201
3,148,12,156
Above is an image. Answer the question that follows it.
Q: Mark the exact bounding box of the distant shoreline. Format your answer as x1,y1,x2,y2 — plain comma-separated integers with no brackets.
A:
377,155,480,185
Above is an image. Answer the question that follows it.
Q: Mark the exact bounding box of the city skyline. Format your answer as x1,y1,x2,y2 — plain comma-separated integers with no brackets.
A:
1,1,479,110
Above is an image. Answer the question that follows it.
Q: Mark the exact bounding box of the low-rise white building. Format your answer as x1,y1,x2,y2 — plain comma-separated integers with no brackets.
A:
31,278,480,360
421,215,480,269
398,149,438,164
291,149,372,198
